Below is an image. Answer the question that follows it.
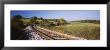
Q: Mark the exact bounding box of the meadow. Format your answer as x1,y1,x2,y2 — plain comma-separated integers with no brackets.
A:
41,22,100,40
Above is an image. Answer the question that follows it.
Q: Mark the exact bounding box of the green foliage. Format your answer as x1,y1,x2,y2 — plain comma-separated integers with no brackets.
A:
30,16,37,24
12,14,22,19
20,19,31,26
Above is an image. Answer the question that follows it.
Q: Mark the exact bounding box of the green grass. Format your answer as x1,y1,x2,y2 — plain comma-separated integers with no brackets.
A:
20,19,31,26
41,22,100,40
20,19,30,23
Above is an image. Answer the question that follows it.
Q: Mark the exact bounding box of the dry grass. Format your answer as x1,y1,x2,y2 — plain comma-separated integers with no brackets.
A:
41,22,100,40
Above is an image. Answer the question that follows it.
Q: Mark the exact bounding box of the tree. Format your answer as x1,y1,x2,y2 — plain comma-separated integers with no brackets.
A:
12,14,22,19
40,17,43,20
33,16,37,19
58,18,66,26
30,17,36,24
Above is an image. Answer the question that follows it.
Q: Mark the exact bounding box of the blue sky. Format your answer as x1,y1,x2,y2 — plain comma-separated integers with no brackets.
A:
11,10,100,21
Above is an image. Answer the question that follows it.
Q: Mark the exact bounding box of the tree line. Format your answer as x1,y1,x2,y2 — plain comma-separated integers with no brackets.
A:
27,16,67,26
79,20,100,24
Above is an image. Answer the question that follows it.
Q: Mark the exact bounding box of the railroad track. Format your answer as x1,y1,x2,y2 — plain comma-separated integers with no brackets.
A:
32,26,68,40
32,25,85,40
24,24,87,40
32,28,55,40
24,26,53,40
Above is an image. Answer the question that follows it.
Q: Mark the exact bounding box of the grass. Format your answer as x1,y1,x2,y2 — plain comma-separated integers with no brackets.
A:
62,22,100,40
20,19,30,23
20,19,31,26
40,22,100,40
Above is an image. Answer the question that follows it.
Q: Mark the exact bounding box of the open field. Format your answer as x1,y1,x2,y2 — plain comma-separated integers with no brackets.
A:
40,22,100,40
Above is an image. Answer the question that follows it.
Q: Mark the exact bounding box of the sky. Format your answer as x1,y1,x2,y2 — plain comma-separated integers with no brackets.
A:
11,10,100,21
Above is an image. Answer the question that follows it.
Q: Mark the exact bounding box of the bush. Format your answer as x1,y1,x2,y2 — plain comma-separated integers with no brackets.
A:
11,15,25,40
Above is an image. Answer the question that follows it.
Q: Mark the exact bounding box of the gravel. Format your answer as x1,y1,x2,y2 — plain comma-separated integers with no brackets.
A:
24,26,43,40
